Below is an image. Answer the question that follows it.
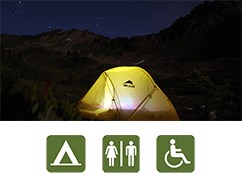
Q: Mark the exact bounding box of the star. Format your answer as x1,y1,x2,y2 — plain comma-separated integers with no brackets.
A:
1,1,203,38
11,1,23,18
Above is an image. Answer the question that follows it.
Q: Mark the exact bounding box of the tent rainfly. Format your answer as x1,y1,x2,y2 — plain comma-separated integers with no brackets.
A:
77,66,179,120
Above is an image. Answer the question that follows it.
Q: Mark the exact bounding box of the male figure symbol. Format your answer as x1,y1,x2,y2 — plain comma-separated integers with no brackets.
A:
126,141,137,167
103,135,139,173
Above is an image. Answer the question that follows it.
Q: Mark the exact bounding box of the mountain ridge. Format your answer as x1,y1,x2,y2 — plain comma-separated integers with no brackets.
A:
1,1,241,120
1,1,240,63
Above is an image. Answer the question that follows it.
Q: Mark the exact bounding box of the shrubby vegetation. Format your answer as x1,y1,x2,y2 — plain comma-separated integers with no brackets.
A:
189,69,240,120
29,84,80,120
1,50,81,120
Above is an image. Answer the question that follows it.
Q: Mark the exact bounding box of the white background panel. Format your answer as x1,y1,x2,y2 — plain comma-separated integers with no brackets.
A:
0,121,241,192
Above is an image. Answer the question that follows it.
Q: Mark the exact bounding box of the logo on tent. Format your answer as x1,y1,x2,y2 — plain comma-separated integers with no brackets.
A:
123,80,135,88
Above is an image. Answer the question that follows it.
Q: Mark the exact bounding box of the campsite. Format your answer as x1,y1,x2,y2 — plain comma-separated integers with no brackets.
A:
0,1,241,120
77,66,179,120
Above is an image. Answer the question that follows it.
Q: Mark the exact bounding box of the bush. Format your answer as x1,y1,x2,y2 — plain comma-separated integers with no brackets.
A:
29,84,80,120
189,69,240,120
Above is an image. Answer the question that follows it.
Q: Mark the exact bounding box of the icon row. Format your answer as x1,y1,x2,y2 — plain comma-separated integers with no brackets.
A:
47,135,195,173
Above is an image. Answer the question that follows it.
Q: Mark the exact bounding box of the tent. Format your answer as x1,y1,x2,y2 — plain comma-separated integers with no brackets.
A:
77,66,179,120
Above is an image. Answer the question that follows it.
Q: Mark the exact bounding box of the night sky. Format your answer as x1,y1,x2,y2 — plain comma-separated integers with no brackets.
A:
1,1,202,38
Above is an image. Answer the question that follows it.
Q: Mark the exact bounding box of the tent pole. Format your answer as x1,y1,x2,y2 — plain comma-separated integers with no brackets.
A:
127,86,157,120
104,72,123,120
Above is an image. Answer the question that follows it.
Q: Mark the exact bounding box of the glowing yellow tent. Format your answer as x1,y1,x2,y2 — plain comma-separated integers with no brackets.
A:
77,66,179,120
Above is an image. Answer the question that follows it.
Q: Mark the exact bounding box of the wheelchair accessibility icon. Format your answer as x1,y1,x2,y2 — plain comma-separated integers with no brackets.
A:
164,139,191,169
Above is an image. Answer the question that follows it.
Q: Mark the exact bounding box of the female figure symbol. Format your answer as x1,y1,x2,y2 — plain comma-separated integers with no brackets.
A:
105,141,118,166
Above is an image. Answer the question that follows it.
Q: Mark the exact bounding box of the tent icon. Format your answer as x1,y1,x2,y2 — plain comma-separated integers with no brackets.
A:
77,66,179,120
51,140,82,166
46,135,85,172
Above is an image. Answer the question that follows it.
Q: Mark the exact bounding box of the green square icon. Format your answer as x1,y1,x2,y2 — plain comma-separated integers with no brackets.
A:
46,135,85,172
157,135,195,173
103,135,139,173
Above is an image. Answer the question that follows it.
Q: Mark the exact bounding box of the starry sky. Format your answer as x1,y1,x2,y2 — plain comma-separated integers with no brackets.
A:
1,1,202,38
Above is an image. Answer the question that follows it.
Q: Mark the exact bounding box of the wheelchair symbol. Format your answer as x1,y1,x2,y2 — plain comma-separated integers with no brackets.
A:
164,139,191,169
164,150,183,168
